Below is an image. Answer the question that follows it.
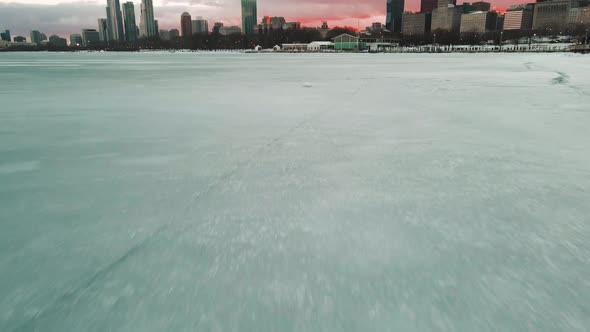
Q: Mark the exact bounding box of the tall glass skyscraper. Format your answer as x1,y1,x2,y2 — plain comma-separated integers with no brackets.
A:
241,0,257,35
98,18,109,42
105,7,113,40
140,0,157,37
30,30,43,44
386,0,405,32
192,17,209,34
106,0,125,41
122,2,137,42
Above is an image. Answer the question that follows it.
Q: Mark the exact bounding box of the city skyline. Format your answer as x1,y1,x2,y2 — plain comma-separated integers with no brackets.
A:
1,0,514,38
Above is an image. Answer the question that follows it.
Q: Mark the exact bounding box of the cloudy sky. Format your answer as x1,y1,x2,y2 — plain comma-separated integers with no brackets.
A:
0,0,513,38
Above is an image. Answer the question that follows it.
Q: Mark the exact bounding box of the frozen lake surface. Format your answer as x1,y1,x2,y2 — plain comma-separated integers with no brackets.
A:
1,52,590,331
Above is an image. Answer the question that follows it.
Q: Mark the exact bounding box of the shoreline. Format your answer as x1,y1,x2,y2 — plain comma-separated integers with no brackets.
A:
1,48,587,54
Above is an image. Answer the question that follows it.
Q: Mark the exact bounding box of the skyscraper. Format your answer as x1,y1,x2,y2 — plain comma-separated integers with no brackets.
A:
30,30,45,44
106,7,113,40
460,11,498,33
402,11,432,35
181,12,192,37
106,0,125,41
122,2,138,42
421,0,438,12
139,0,156,37
431,0,461,32
82,29,100,46
98,18,109,42
532,0,571,31
241,0,257,35
1,30,10,42
192,17,209,34
504,4,535,30
386,0,405,32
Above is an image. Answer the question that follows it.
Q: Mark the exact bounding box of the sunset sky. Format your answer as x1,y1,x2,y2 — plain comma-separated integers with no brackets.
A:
0,0,519,38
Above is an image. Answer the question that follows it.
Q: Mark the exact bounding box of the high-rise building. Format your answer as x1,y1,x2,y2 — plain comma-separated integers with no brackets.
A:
533,0,572,31
122,2,138,42
241,0,257,34
460,11,498,33
0,30,10,42
154,20,159,34
568,5,590,26
106,7,113,40
386,0,392,29
70,34,83,46
402,12,432,36
139,2,146,37
139,0,156,37
421,0,438,12
181,12,193,37
106,0,125,41
82,29,101,46
431,0,461,31
98,18,109,42
30,30,46,44
30,30,40,44
192,17,209,34
386,0,405,32
504,4,535,30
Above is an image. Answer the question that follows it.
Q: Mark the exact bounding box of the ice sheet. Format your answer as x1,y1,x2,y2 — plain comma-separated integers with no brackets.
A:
1,52,590,331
